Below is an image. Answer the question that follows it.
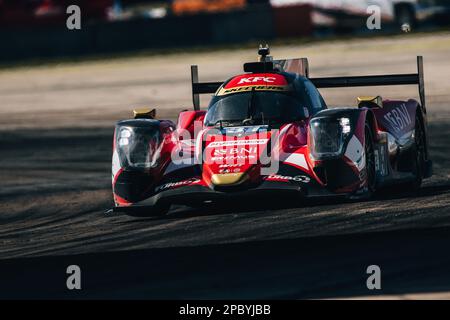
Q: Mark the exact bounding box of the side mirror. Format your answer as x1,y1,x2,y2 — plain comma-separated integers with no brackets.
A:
133,108,156,119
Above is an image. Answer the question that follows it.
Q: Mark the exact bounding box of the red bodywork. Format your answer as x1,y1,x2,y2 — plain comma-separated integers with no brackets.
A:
111,65,430,212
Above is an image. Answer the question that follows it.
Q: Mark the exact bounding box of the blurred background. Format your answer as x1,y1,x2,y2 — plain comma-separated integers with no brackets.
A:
1,0,450,300
1,0,449,62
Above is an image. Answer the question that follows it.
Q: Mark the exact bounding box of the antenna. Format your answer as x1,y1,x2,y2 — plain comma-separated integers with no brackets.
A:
258,44,272,62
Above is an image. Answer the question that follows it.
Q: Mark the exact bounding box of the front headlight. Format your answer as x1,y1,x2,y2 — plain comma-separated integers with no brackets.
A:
309,117,351,159
115,120,162,170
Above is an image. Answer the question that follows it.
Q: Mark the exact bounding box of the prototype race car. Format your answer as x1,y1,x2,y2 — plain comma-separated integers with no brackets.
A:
111,46,432,216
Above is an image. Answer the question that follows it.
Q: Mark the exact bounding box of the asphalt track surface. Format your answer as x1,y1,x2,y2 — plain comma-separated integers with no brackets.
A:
0,32,449,299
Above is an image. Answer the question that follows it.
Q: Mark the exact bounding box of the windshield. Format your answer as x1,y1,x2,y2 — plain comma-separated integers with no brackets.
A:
204,91,307,127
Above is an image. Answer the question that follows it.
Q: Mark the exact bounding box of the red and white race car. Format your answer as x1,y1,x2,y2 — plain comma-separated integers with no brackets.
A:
111,46,432,216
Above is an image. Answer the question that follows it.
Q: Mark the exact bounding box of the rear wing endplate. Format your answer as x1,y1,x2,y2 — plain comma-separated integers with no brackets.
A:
191,56,425,112
191,66,222,111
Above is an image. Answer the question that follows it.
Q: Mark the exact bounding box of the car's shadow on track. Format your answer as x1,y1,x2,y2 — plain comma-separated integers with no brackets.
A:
122,182,450,222
374,183,450,200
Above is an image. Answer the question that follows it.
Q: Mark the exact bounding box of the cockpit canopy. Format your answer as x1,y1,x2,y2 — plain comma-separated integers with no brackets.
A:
204,91,306,127
204,72,327,127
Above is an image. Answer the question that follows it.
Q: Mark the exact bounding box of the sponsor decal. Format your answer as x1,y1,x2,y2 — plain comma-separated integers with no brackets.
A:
217,73,289,96
374,144,388,177
266,174,310,183
219,163,243,168
217,85,288,96
199,129,279,173
219,167,241,174
218,164,243,173
344,135,365,171
155,178,201,192
237,76,277,84
211,146,259,163
383,104,412,133
213,147,258,156
224,73,288,88
211,155,256,162
207,139,268,148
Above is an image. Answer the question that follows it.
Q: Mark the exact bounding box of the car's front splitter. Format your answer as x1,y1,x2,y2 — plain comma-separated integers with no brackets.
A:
112,177,350,213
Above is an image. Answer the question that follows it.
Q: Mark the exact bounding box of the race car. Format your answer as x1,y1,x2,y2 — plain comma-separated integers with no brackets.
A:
111,46,432,216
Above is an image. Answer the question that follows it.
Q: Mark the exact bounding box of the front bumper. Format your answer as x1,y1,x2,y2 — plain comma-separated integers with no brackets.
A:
113,178,347,212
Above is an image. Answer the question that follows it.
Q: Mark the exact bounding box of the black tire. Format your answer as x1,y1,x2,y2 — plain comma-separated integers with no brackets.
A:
409,114,426,191
125,202,170,218
364,123,377,197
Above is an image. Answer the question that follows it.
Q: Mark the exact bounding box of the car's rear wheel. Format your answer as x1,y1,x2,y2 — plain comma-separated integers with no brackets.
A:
364,123,377,197
409,114,426,191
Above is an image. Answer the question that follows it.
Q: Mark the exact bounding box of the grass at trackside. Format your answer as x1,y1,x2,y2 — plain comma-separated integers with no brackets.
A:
0,28,449,71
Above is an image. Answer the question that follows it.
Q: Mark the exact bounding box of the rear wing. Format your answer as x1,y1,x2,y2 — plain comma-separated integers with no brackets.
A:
191,56,425,112
310,56,426,111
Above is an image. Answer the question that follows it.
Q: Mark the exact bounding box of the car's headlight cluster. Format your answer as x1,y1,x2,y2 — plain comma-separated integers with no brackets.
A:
115,120,162,170
309,117,352,160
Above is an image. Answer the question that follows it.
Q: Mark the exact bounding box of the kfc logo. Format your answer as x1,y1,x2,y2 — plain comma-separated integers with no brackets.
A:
237,77,276,85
